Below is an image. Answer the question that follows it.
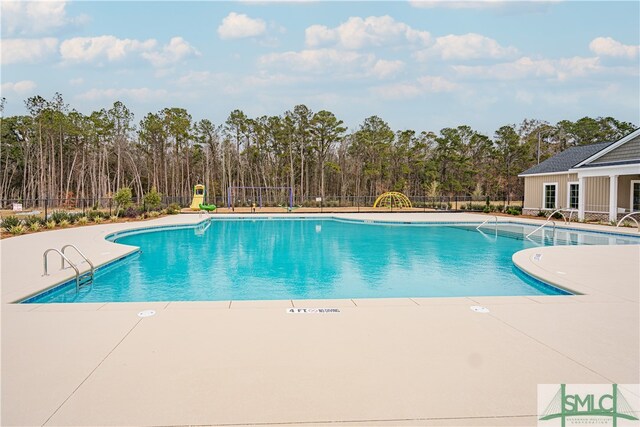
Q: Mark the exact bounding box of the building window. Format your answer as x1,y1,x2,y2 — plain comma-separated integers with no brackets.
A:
632,180,640,212
568,182,579,210
543,183,557,209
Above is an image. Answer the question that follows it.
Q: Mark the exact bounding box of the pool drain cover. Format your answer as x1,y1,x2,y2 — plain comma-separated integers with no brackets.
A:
470,306,490,313
138,310,156,318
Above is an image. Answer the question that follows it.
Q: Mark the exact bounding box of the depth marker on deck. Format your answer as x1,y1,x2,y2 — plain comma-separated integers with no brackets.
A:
287,308,340,314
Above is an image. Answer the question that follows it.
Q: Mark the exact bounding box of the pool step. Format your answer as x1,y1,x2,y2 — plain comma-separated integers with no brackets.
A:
460,225,577,244
465,224,627,246
78,272,93,288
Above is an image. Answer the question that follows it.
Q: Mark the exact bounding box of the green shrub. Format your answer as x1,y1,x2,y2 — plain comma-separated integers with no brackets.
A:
93,216,104,224
58,219,70,228
45,220,56,229
536,210,546,217
1,215,21,231
77,216,89,225
87,210,106,220
505,206,522,216
166,203,181,215
120,207,143,218
147,210,160,218
9,224,26,235
143,187,162,211
49,211,70,224
29,222,42,232
114,188,133,215
109,215,119,222
25,215,44,226
67,213,82,224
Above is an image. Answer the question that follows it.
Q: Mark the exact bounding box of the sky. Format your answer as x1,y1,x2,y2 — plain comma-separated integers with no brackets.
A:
1,0,639,135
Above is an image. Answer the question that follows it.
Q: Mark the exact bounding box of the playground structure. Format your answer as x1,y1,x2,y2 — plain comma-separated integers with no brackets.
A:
373,192,413,209
190,184,217,211
227,186,293,210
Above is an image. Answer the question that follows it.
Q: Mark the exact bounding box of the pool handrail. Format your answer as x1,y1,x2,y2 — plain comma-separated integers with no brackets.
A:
476,215,498,233
526,218,557,239
616,212,640,232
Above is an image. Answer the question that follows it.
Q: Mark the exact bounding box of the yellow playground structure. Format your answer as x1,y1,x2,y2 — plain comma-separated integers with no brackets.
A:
190,184,217,211
373,191,412,209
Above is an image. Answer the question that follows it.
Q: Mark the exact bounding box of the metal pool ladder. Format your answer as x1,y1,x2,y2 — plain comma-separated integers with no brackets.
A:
43,244,95,294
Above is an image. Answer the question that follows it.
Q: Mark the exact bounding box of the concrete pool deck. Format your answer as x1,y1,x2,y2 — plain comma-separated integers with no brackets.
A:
1,212,639,426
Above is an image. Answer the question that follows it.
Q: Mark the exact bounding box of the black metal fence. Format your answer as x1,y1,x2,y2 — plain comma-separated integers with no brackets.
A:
1,194,524,217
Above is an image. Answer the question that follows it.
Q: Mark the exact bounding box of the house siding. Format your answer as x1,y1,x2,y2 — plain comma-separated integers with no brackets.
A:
523,174,609,213
590,135,640,164
523,173,577,210
618,174,640,210
584,176,609,212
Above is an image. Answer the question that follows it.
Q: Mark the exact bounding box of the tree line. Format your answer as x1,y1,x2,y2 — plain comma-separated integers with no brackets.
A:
0,94,636,206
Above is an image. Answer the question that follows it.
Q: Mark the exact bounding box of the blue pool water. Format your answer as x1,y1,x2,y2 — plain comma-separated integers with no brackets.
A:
25,218,640,303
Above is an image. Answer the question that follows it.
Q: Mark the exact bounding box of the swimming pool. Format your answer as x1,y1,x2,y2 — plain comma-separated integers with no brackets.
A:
23,218,640,303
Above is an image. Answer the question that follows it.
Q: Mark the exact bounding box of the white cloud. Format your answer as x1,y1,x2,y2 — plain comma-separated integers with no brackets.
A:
259,48,405,81
58,35,198,67
60,36,156,63
409,0,506,9
177,70,312,96
217,12,267,39
305,15,430,49
69,78,84,86
141,37,200,67
305,25,337,47
416,75,459,92
76,87,169,102
370,59,405,79
373,75,459,100
259,48,375,73
0,38,59,65
0,0,88,36
415,33,518,61
453,56,601,81
1,80,37,95
589,37,639,59
243,72,312,87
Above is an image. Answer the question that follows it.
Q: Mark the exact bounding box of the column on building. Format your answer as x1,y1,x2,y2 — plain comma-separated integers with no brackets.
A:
578,176,586,220
609,175,618,222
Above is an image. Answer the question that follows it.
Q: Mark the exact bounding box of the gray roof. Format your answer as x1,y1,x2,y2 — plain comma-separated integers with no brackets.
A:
520,141,616,175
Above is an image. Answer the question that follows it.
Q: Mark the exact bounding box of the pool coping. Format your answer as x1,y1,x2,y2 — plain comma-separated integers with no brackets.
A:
6,212,640,304
2,211,638,426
